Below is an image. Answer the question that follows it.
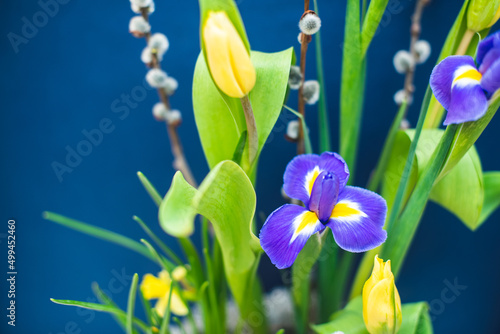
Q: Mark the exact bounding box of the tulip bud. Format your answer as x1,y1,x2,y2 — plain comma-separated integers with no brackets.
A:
363,255,402,334
202,11,256,98
467,0,500,32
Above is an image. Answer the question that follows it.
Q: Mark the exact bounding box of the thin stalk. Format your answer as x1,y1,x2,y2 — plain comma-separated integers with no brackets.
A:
313,0,331,152
240,95,259,166
140,7,196,187
202,219,222,334
126,274,139,334
367,101,407,191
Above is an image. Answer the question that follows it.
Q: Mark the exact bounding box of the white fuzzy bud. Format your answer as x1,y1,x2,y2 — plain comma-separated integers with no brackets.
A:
297,32,303,44
152,102,168,121
130,0,152,7
131,2,155,14
288,66,302,90
163,77,178,95
299,11,322,35
141,47,152,64
148,33,169,57
166,109,182,125
303,80,320,105
415,40,431,64
400,119,411,130
146,68,169,88
393,89,413,106
393,50,414,74
129,16,150,37
286,120,300,140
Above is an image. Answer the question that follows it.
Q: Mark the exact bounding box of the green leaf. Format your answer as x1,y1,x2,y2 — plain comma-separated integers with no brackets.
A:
92,282,133,333
42,212,155,262
127,274,139,334
313,297,433,334
340,0,365,179
479,172,500,226
382,129,485,231
193,48,294,169
292,233,323,333
159,161,262,325
361,0,390,55
50,299,150,333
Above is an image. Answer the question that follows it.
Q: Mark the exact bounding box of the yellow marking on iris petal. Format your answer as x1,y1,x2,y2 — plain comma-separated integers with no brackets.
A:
331,202,362,218
453,69,482,84
307,168,320,195
296,211,319,235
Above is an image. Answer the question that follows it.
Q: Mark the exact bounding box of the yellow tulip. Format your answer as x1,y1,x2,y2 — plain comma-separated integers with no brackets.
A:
140,270,188,317
362,255,402,334
467,0,500,32
202,11,256,98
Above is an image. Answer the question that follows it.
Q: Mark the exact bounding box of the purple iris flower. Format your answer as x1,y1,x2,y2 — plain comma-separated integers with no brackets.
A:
430,31,500,125
259,152,387,269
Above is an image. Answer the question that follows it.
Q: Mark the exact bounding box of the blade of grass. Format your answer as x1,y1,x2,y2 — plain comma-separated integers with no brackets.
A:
127,274,139,334
159,285,174,334
43,211,155,262
50,299,150,333
172,317,187,334
133,216,183,266
138,289,155,327
137,172,163,206
283,105,313,154
140,239,175,272
92,282,131,333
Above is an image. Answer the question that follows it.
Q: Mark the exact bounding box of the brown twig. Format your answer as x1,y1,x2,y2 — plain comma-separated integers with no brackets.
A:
139,8,197,187
402,0,430,119
297,2,312,155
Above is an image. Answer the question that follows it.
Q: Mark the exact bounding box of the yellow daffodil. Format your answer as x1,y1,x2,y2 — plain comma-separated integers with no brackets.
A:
362,255,402,334
140,269,188,317
467,0,500,32
202,11,256,98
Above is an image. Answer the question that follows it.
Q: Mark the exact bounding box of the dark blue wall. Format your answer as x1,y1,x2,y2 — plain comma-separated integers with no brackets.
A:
1,0,499,333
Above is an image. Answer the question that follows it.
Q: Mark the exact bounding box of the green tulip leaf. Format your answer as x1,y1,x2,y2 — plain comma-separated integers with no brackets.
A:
313,297,433,334
193,48,294,169
158,160,260,307
361,0,390,56
479,172,500,226
382,129,485,230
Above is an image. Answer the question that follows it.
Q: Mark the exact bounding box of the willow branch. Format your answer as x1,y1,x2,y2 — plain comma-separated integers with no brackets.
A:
297,2,312,155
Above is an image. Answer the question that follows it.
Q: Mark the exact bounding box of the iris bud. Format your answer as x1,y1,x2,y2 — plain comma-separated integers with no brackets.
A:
467,0,500,32
202,11,256,98
363,255,402,334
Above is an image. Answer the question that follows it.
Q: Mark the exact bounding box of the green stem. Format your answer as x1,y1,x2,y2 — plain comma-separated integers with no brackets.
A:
313,0,331,152
241,95,259,167
367,101,407,192
382,124,459,277
318,232,339,322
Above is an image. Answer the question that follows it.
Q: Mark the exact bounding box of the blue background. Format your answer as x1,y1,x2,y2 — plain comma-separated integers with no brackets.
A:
1,0,499,333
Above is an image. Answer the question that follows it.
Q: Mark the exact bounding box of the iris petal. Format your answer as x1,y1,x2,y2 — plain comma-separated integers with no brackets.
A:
309,171,340,222
283,154,321,206
326,186,387,253
318,152,350,190
481,58,500,94
444,81,488,125
477,31,500,69
430,55,476,111
259,204,325,269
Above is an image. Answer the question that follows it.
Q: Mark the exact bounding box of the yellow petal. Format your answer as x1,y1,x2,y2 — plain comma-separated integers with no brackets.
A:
203,11,255,98
140,273,170,300
155,290,189,317
365,278,398,334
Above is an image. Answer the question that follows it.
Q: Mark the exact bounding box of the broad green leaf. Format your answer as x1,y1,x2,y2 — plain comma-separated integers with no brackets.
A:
158,161,260,310
292,233,323,333
361,0,390,55
430,147,484,230
340,0,366,177
193,49,294,170
382,129,484,230
479,172,500,225
313,297,433,334
42,212,155,262
50,299,150,333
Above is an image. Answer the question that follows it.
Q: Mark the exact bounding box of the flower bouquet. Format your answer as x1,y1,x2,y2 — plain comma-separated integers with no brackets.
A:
45,0,500,333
